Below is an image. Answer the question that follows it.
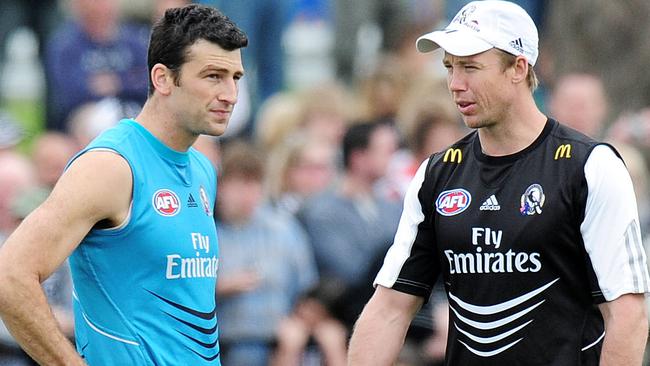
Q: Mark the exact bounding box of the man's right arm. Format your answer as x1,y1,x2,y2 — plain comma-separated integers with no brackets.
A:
0,151,132,365
348,286,423,365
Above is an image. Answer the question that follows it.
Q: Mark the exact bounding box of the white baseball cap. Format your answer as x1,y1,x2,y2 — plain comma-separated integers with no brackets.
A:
416,0,539,66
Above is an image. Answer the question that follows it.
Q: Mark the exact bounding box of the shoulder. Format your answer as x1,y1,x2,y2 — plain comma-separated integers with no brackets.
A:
585,145,626,178
82,120,141,155
430,131,476,168
51,149,132,224
190,148,215,172
190,148,217,189
66,150,132,188
548,119,601,155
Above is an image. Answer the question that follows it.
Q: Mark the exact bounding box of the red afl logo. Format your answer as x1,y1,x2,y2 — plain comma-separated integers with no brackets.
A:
152,189,181,216
435,189,471,216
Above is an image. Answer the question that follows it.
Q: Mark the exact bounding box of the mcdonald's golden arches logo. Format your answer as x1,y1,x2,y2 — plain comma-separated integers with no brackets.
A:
443,148,462,163
554,144,572,160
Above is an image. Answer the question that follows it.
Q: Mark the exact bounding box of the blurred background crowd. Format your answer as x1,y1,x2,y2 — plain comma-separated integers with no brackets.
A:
2,0,650,365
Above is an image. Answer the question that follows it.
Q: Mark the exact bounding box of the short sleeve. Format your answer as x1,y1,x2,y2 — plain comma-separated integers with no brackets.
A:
582,145,650,301
374,158,439,299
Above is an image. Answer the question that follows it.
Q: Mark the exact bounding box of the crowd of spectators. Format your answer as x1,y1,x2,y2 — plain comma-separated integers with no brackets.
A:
2,0,650,365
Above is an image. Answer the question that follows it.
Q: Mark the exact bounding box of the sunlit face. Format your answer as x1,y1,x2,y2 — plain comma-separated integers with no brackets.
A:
442,49,515,129
169,39,244,137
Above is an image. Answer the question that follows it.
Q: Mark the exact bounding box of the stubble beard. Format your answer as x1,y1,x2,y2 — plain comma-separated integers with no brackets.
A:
464,115,497,130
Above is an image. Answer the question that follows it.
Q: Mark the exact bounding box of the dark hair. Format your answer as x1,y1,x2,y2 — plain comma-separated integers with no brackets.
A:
342,121,386,169
147,4,248,95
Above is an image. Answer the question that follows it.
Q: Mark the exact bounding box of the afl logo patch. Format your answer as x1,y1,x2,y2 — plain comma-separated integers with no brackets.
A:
153,189,181,216
436,189,471,216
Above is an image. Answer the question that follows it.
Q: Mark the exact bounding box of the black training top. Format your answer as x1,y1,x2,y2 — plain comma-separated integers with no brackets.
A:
376,119,649,365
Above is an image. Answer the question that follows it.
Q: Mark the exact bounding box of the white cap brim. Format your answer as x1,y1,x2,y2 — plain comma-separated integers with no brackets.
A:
416,29,494,56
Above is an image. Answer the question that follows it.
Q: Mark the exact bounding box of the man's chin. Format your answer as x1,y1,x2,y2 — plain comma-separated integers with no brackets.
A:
462,116,493,130
205,121,228,136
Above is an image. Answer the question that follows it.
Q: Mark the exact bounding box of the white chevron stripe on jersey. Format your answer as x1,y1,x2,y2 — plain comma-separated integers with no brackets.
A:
448,278,559,315
449,278,559,356
454,320,533,344
581,330,606,351
459,338,523,358
450,300,545,330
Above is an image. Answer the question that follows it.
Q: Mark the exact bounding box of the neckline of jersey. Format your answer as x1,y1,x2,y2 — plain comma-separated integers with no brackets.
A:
473,118,556,165
123,119,190,165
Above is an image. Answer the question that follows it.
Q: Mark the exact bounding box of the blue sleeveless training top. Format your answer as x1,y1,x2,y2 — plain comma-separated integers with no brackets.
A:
68,119,220,365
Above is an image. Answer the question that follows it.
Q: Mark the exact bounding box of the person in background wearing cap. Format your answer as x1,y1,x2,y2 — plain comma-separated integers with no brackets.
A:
348,1,649,365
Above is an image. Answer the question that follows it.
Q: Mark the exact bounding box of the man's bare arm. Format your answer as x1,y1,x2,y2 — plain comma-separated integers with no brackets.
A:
0,151,132,365
348,286,423,365
599,293,648,366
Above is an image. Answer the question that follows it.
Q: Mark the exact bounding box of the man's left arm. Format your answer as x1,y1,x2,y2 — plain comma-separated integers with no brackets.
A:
582,145,650,364
598,293,648,365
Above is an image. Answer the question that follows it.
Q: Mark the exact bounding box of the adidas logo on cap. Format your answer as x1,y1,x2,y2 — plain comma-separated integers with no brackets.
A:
480,195,501,211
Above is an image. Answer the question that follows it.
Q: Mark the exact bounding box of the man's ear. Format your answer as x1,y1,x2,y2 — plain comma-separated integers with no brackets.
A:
511,56,529,85
151,63,174,96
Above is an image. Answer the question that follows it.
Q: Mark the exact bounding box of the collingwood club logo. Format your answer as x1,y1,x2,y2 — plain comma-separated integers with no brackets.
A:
199,186,212,216
520,184,545,216
453,5,478,31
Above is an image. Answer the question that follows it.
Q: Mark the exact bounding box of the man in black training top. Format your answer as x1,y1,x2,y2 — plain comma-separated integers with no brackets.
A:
348,1,650,365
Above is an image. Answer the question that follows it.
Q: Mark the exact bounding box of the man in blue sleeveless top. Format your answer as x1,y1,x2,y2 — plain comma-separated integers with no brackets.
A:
0,5,247,365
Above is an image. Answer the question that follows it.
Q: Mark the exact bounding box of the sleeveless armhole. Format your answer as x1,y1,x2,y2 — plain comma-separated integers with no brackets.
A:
67,147,136,232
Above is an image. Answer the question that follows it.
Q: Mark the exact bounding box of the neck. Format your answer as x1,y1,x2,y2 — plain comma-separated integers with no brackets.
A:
477,94,547,156
134,98,198,152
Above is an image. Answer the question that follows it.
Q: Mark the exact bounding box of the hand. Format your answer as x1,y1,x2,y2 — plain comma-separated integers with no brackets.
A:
275,317,311,352
313,319,348,366
270,317,311,366
313,319,347,349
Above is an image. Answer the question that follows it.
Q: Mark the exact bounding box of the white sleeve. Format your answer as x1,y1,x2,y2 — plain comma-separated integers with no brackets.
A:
582,145,650,301
374,158,429,288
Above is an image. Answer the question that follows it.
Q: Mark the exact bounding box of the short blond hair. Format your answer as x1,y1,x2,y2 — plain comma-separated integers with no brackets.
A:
497,50,538,92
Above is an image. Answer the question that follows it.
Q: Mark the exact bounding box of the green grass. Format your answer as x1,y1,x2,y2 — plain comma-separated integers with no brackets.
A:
2,98,44,154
